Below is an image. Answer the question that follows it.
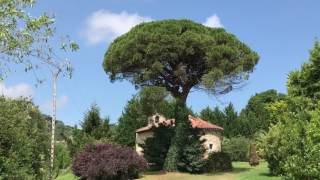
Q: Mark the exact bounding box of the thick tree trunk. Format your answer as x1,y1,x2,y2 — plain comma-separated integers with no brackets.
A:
171,86,191,107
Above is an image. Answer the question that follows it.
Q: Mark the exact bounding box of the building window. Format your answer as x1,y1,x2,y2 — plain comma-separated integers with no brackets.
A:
155,115,159,123
209,144,213,150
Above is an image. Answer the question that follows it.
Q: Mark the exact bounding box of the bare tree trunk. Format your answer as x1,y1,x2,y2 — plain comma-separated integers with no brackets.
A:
49,73,58,180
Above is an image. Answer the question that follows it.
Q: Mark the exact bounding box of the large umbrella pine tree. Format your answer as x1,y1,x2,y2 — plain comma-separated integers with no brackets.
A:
103,19,259,171
103,19,259,106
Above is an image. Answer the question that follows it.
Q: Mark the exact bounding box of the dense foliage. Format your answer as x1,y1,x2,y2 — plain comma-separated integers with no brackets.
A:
200,90,284,138
141,124,174,171
103,19,259,104
222,137,250,161
258,42,320,179
237,90,285,137
81,103,111,140
287,41,320,100
205,152,233,172
0,0,79,81
200,103,238,137
259,97,320,178
72,144,147,180
43,115,74,141
200,106,225,127
54,142,71,177
163,106,205,173
177,126,206,173
164,106,190,171
0,97,49,179
115,86,175,146
65,126,95,157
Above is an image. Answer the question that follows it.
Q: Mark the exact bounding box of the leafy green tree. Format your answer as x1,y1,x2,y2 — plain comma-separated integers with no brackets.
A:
288,41,320,100
223,103,238,137
54,142,71,177
259,97,315,176
104,19,259,172
80,103,112,141
115,87,175,146
258,42,320,179
238,89,285,137
103,19,259,105
222,137,250,161
200,103,238,137
65,126,95,157
1,2,79,177
81,103,103,138
43,115,74,141
97,117,112,140
200,106,225,127
138,86,171,116
164,106,190,171
177,128,206,173
115,98,149,147
0,97,49,179
0,0,79,80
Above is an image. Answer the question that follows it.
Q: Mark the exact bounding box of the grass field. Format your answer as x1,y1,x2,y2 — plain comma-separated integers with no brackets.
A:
56,161,282,180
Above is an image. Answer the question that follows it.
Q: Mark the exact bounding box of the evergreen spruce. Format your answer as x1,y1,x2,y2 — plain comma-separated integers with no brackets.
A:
164,105,189,171
81,103,102,138
164,105,205,173
177,128,206,173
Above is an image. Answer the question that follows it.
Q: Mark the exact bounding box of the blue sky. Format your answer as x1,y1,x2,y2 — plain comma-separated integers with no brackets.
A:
1,0,320,125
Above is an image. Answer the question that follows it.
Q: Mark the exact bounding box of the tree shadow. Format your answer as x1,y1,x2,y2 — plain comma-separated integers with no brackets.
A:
143,170,167,175
259,172,278,177
204,167,251,176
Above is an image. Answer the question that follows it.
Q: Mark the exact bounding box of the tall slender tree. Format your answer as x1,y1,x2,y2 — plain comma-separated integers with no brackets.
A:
1,1,79,178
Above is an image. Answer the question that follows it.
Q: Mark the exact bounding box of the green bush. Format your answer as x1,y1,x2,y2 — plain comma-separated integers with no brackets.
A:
259,96,320,179
0,97,49,179
54,142,72,177
141,124,174,171
164,105,190,172
177,134,206,173
205,152,233,172
222,137,250,161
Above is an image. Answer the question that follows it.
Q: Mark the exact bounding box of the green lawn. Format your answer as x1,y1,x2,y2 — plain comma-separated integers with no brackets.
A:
56,161,282,180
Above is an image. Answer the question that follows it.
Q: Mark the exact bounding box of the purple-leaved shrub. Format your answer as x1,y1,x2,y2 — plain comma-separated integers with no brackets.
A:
72,143,147,180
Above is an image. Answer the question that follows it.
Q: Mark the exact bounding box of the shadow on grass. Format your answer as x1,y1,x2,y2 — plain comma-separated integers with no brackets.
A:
259,172,279,177
204,167,251,176
143,170,167,175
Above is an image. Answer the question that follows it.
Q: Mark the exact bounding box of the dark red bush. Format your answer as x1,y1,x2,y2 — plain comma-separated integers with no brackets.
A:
72,143,147,180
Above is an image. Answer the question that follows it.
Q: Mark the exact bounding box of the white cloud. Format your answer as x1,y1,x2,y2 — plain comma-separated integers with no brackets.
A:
40,95,69,112
203,14,223,28
56,95,68,109
81,10,153,44
0,82,34,98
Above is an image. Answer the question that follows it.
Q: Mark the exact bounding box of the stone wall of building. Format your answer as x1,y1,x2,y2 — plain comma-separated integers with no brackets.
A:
135,131,154,155
200,130,222,158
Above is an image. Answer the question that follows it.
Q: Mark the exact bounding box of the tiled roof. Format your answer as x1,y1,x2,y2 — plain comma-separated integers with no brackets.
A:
188,115,224,131
136,115,223,133
136,125,153,133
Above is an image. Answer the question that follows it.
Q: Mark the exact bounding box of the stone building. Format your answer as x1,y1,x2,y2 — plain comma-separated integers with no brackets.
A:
135,114,224,156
